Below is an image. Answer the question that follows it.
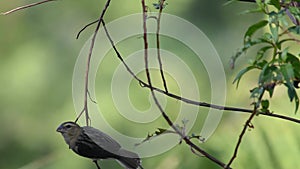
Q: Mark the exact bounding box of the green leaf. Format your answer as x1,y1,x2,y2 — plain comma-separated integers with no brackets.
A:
269,0,281,10
288,26,300,34
256,60,268,69
250,86,265,99
256,46,272,61
261,99,269,109
268,12,279,42
244,20,268,44
239,7,264,15
265,83,276,97
259,63,276,84
286,53,300,78
285,83,300,113
261,99,270,110
233,66,256,88
281,63,295,83
280,47,289,61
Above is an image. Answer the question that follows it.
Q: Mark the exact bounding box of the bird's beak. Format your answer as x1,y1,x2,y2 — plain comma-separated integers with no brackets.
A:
56,125,64,133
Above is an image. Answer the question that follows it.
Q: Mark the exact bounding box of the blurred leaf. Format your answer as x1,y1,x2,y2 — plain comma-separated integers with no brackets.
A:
285,83,299,113
265,82,276,97
288,26,300,34
269,11,279,42
239,7,264,15
233,66,256,88
281,63,295,83
280,47,289,61
269,0,281,10
261,99,270,111
257,60,268,69
259,63,277,84
250,86,264,99
256,46,272,61
244,20,268,44
285,53,300,77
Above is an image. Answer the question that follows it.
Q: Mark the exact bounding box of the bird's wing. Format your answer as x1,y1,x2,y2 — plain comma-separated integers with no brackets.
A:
82,126,121,154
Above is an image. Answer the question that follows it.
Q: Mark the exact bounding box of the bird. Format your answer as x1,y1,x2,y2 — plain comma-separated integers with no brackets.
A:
56,121,143,169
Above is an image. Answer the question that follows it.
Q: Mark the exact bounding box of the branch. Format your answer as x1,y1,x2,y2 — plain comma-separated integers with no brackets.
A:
1,0,57,15
76,19,99,39
156,0,168,93
226,89,265,168
141,1,228,168
99,10,300,126
226,105,258,168
74,0,111,126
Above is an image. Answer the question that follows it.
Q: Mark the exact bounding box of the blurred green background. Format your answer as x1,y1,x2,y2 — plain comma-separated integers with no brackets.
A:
0,0,299,169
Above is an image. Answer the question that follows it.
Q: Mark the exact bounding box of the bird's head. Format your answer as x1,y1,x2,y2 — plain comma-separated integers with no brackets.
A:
56,121,82,146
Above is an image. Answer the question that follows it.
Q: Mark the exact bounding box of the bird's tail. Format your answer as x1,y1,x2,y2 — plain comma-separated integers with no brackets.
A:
117,149,143,169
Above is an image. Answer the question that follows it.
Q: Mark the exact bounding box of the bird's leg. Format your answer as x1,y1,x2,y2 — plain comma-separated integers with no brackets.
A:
93,160,101,169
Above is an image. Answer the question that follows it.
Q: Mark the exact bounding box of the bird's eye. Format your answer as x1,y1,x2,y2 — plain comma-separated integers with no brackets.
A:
65,124,72,128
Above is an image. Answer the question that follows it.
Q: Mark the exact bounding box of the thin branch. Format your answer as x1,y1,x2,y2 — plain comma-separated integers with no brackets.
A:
226,105,258,168
141,1,229,168
76,19,99,39
226,90,264,168
100,14,300,125
156,0,168,93
74,0,111,126
1,0,56,15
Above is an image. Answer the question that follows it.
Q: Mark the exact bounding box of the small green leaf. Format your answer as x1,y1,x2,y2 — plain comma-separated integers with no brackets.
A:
288,26,300,34
280,47,289,61
268,11,279,42
285,83,299,113
261,99,270,109
256,46,272,61
233,66,256,88
269,0,281,10
281,63,295,83
244,20,268,44
250,86,265,99
265,83,276,97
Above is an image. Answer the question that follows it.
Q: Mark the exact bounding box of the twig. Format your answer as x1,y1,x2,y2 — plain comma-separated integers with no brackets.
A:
100,14,300,125
156,0,168,93
226,89,265,168
76,19,99,39
226,105,258,168
74,0,111,126
1,0,56,15
141,1,229,168
226,106,257,169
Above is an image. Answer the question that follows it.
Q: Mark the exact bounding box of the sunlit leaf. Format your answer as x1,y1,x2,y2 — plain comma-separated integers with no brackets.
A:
244,20,268,44
269,11,279,42
269,0,281,10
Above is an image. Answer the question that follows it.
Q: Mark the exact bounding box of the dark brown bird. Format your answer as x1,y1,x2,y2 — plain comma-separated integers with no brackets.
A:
56,121,143,169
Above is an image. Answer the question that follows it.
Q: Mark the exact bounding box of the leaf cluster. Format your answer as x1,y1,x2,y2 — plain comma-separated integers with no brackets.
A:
232,0,300,113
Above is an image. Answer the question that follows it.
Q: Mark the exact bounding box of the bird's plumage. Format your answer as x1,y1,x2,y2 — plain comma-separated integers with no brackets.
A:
56,121,143,169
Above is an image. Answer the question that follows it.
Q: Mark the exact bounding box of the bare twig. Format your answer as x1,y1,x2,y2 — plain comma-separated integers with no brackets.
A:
76,19,99,39
156,0,168,93
1,0,56,15
226,89,265,168
226,104,258,168
100,13,300,125
74,0,111,126
141,1,229,168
